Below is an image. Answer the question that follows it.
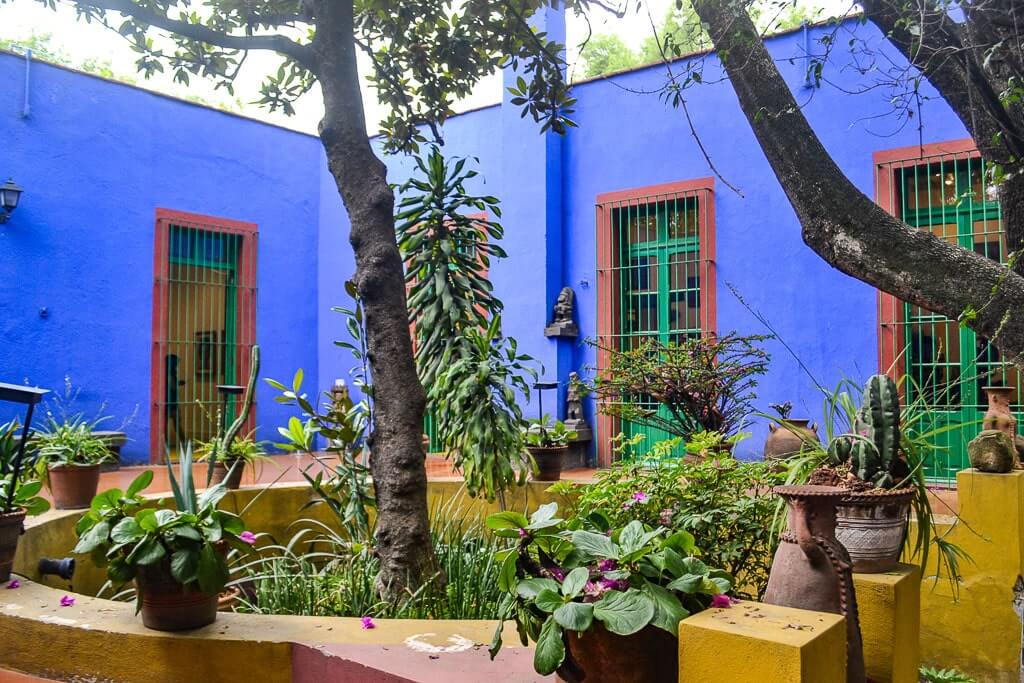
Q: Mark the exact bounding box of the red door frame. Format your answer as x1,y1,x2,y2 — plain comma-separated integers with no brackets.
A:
873,139,977,377
150,208,258,463
594,178,717,467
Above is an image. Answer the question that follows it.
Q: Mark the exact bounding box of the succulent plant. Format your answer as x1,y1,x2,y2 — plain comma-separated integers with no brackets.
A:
827,374,907,488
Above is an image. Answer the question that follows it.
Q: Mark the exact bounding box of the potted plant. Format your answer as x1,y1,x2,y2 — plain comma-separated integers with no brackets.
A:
0,420,50,583
525,416,577,481
73,445,251,631
487,503,733,682
197,432,267,490
34,417,115,509
809,374,917,573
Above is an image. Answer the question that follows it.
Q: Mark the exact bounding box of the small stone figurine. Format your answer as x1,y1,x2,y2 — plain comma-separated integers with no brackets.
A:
544,287,579,338
563,372,592,442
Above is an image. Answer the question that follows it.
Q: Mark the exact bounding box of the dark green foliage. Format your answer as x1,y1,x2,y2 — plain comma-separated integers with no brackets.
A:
0,420,49,516
589,334,770,439
827,374,908,488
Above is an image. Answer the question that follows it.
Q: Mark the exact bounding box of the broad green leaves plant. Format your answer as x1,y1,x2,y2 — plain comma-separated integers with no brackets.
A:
0,419,49,516
524,416,577,448
73,446,249,607
487,503,733,676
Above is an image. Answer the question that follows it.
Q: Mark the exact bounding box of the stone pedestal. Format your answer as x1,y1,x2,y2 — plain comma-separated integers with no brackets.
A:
678,601,846,682
853,564,920,683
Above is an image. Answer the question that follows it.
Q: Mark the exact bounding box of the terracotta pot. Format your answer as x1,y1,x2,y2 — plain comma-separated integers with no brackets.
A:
764,419,819,460
835,487,915,574
210,460,245,490
0,509,26,583
764,485,865,683
983,386,1018,439
558,623,678,683
217,586,241,612
136,559,218,631
48,464,101,510
529,446,567,481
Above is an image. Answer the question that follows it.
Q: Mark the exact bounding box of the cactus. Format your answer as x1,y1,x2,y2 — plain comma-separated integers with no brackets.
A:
219,344,260,454
828,374,904,488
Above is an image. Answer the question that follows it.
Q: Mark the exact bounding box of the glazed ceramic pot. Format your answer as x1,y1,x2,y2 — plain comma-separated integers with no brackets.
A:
136,559,218,631
764,419,819,460
0,509,26,583
835,487,915,573
48,464,101,510
210,460,245,490
983,386,1018,439
558,623,678,683
529,446,568,481
764,485,865,683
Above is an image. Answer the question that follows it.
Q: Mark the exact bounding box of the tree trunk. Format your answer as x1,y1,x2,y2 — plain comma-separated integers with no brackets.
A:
690,0,1024,368
311,1,436,595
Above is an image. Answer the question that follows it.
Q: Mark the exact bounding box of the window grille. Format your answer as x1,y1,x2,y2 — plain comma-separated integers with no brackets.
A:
876,144,1015,484
595,181,716,466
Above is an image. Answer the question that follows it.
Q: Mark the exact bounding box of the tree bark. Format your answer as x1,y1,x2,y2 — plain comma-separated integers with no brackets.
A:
690,1,1024,367
311,1,436,594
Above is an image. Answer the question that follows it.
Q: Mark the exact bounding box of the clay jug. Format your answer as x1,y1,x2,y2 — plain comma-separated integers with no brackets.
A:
983,386,1017,439
764,419,819,460
764,485,865,683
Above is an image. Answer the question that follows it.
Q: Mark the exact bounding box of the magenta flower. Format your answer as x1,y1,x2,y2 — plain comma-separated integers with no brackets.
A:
597,559,617,572
710,594,732,609
5,579,19,590
517,528,528,538
361,616,375,630
239,531,257,546
547,567,566,582
659,509,674,525
599,577,629,592
59,595,75,607
632,491,648,503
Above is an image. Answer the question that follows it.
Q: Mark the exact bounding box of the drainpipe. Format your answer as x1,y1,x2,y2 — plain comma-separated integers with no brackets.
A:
22,48,31,118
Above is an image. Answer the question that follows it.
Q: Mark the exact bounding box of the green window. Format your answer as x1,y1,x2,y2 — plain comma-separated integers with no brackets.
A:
881,156,1017,482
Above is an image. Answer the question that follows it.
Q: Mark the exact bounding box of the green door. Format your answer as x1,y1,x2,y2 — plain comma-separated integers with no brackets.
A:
615,196,703,449
895,158,1019,481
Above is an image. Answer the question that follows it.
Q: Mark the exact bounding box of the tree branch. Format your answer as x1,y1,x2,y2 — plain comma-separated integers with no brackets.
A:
690,0,1024,367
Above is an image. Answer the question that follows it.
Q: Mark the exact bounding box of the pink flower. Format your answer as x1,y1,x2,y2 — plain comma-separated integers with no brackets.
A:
597,559,617,572
710,594,732,609
5,579,19,590
549,567,566,582
361,616,375,630
599,577,629,592
659,509,674,525
517,528,528,538
239,531,257,546
59,595,75,607
632,491,648,503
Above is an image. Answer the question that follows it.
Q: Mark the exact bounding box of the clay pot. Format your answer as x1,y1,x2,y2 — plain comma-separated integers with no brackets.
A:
48,464,101,510
210,459,245,490
0,509,26,583
835,487,915,573
136,559,218,631
217,586,241,612
558,623,678,683
529,446,567,481
764,419,819,460
968,430,1017,473
764,485,865,683
983,386,1017,439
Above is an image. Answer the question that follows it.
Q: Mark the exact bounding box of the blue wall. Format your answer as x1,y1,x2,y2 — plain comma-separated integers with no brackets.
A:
3,15,974,465
0,52,323,462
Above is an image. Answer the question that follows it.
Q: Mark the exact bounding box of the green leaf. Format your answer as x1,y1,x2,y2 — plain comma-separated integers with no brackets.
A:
128,537,167,566
196,543,227,595
126,470,153,498
170,549,199,584
642,581,689,634
516,577,560,600
561,567,589,599
216,511,245,535
74,519,110,554
593,589,654,636
135,508,158,532
553,601,593,632
534,589,564,613
497,550,517,593
533,618,565,676
90,488,122,512
486,511,529,531
666,574,703,594
571,530,618,559
169,525,202,542
110,517,143,544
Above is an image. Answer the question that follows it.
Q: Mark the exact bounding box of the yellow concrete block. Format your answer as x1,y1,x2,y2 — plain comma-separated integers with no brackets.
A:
854,564,920,683
678,601,846,682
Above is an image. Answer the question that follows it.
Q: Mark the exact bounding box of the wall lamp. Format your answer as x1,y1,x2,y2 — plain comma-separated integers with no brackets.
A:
0,179,24,224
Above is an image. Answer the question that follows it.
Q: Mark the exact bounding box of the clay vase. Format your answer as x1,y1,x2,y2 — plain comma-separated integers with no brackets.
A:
558,623,678,683
136,558,218,631
764,485,866,683
529,446,567,481
983,386,1017,439
210,459,245,490
48,464,102,510
764,419,819,460
0,509,26,583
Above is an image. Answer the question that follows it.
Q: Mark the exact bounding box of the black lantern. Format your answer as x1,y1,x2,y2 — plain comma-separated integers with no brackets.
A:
0,179,23,224
0,382,49,509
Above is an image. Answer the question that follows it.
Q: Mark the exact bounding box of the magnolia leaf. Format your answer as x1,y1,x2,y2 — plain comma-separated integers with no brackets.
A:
561,567,589,599
516,577,559,600
571,530,618,559
486,511,529,531
553,601,593,632
593,589,654,636
534,589,564,613
533,617,566,676
642,581,690,634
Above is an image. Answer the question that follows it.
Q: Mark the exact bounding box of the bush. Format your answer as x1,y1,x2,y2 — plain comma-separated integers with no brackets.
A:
554,438,784,599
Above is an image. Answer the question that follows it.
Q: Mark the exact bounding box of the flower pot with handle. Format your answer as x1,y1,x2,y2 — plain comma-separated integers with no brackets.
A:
529,445,567,481
0,509,26,583
48,464,101,510
764,419,818,460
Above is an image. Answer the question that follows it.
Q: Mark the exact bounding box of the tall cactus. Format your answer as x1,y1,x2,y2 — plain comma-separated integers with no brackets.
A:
220,344,260,454
827,374,903,488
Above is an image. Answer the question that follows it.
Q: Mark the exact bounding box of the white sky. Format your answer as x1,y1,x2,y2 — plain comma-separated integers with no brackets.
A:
0,1,850,136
